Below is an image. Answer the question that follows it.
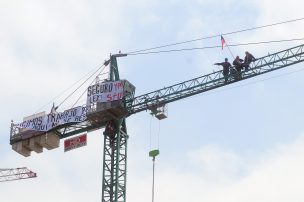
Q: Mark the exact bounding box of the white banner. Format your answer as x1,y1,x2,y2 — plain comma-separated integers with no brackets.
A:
86,80,124,105
16,106,87,132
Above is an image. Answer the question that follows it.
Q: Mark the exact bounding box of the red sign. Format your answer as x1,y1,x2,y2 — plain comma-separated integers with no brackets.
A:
64,134,87,152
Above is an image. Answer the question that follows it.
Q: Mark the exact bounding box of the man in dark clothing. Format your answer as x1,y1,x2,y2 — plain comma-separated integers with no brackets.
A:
233,56,244,80
244,51,255,71
233,56,244,71
214,58,231,83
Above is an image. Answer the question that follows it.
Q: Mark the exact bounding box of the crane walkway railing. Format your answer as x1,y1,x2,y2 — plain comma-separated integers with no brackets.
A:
127,44,304,114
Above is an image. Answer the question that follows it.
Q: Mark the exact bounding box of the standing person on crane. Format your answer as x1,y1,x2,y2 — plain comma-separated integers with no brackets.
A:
233,56,244,80
244,51,256,71
214,58,232,83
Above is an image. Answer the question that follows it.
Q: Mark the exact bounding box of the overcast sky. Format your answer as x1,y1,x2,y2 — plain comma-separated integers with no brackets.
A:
1,0,304,202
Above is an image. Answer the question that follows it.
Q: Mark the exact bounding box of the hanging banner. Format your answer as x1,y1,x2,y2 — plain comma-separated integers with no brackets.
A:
86,80,124,105
64,133,87,152
16,106,87,132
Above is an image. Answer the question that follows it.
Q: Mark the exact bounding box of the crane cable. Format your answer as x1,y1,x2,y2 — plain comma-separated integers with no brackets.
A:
149,115,161,152
152,154,156,202
41,36,304,109
126,16,304,54
149,115,153,151
34,17,304,113
34,61,106,113
34,17,304,112
70,65,108,108
57,63,106,109
149,115,161,202
127,37,304,56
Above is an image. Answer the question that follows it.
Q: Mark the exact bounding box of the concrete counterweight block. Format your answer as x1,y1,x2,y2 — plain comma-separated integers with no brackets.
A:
12,140,31,157
39,132,60,150
29,136,43,153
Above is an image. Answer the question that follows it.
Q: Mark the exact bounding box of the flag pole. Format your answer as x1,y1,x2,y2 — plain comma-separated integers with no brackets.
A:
226,43,235,59
221,35,235,59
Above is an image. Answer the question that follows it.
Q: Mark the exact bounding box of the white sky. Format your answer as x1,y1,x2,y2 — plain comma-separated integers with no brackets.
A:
1,0,304,202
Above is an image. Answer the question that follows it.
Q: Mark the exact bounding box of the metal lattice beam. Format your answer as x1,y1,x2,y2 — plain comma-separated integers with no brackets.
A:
101,56,128,202
127,44,304,114
0,167,37,182
102,123,128,202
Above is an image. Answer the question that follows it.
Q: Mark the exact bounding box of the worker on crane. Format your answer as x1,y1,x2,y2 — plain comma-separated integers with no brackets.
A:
104,120,116,138
233,56,244,80
214,58,232,83
244,51,256,71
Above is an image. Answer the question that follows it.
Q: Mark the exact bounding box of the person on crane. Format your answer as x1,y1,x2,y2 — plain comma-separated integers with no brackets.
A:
104,120,116,138
244,51,256,71
214,58,232,83
233,56,244,80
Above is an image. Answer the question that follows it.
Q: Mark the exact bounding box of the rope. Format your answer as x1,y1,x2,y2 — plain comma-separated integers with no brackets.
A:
157,119,160,151
126,17,304,54
71,65,108,108
34,63,104,113
128,37,304,56
149,115,153,151
149,114,163,202
57,64,105,108
152,156,156,202
222,36,235,59
149,115,162,151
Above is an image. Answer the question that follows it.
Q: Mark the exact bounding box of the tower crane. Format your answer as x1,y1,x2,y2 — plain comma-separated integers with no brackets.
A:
9,43,304,202
0,167,37,182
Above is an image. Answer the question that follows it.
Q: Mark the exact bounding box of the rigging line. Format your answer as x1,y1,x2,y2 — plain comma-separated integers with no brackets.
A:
71,65,107,108
149,115,153,151
152,157,156,202
157,119,160,150
34,62,105,113
57,64,106,108
127,37,304,55
223,37,235,59
126,17,304,54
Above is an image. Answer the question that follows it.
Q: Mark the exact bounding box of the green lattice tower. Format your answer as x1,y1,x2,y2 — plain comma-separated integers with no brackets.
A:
101,55,128,202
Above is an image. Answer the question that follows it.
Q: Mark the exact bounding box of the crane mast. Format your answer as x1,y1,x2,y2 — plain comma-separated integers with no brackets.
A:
9,43,304,202
101,54,128,202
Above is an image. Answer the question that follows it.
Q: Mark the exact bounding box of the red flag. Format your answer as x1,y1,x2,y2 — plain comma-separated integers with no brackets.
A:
221,35,226,50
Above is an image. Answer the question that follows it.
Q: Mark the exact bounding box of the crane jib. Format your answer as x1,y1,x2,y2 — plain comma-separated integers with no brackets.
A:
127,43,304,114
